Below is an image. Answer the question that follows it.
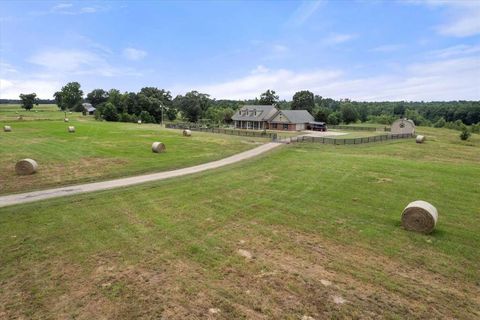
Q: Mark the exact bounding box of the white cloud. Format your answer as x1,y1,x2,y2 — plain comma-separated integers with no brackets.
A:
30,3,104,16
324,33,357,45
179,52,480,101
28,49,141,77
0,78,61,99
428,44,480,58
288,1,324,26
123,48,147,61
251,65,269,74
0,47,145,99
0,62,18,74
185,69,343,100
409,0,480,37
52,3,73,11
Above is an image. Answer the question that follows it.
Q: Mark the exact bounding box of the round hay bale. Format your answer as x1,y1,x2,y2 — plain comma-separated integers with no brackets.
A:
68,126,75,133
183,129,192,137
64,118,69,122
401,200,438,234
151,142,166,153
416,135,425,143
138,120,142,124
3,125,12,132
15,158,38,175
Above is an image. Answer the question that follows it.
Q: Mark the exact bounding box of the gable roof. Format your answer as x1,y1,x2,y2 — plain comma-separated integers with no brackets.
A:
270,110,314,124
231,105,278,121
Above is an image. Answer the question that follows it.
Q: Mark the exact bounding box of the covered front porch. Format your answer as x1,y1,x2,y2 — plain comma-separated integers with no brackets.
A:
234,120,267,130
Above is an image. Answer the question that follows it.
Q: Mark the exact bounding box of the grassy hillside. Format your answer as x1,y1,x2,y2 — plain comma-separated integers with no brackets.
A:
0,109,267,194
0,127,478,319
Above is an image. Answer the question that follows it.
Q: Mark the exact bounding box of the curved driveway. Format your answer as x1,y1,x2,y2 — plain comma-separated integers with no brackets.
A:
0,142,281,208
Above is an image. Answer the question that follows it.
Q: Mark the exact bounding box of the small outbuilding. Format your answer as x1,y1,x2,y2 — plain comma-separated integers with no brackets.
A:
391,118,415,135
82,103,96,115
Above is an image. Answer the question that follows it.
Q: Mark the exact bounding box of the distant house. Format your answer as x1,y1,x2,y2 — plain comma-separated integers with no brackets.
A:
231,105,316,131
231,105,278,130
82,103,96,115
391,118,415,134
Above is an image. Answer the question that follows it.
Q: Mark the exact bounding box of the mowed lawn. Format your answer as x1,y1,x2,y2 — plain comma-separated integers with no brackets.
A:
0,113,266,194
0,127,479,319
0,104,83,121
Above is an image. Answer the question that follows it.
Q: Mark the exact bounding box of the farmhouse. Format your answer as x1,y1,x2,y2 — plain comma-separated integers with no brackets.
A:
232,105,315,131
82,103,96,115
232,105,278,130
391,118,415,135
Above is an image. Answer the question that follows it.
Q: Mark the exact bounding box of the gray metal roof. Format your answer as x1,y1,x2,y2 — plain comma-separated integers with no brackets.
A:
231,105,278,121
82,102,93,107
271,110,314,124
87,107,96,112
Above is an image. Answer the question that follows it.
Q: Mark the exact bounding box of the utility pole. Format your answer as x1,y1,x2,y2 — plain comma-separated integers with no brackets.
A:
161,104,164,127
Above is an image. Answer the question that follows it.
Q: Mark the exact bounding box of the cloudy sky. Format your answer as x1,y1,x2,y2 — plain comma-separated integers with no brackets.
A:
0,0,479,101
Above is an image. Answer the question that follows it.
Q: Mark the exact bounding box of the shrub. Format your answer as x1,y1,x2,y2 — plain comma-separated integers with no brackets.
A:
139,111,155,123
102,102,119,122
434,117,446,128
119,113,133,122
327,112,341,125
460,127,471,140
471,122,480,134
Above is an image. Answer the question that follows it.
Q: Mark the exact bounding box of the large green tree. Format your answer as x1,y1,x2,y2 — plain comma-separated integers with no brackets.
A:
86,89,109,107
19,93,39,111
340,102,359,124
291,90,314,113
258,89,279,105
54,82,83,111
137,87,173,123
173,91,211,122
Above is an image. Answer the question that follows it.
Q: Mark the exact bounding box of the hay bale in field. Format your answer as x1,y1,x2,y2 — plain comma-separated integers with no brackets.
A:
17,115,23,120
183,129,192,137
416,135,425,143
3,125,12,132
138,120,142,124
15,158,38,175
151,142,166,153
401,200,438,234
64,118,69,122
68,126,75,133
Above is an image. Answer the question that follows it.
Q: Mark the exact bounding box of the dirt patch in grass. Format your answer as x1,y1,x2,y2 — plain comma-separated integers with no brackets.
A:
0,157,129,194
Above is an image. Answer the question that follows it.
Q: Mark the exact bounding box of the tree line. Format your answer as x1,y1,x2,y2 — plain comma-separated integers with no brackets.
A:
14,83,480,130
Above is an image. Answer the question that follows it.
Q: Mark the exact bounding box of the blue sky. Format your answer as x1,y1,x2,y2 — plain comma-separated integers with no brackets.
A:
0,0,479,101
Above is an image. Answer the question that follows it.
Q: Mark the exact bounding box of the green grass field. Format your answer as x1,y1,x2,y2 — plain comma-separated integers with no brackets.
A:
0,104,82,121
0,105,266,194
0,126,478,319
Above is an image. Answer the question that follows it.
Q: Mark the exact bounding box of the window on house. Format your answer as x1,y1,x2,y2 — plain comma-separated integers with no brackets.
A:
283,124,289,130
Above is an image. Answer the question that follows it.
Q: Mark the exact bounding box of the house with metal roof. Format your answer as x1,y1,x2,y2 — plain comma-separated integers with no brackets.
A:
231,105,316,131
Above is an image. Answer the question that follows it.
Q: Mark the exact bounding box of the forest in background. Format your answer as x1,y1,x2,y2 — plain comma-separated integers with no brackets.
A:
2,83,479,131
